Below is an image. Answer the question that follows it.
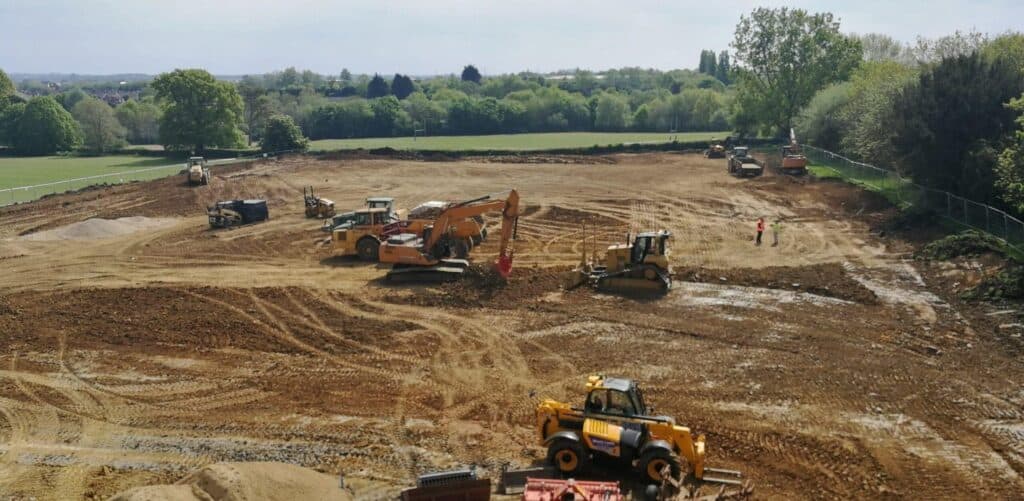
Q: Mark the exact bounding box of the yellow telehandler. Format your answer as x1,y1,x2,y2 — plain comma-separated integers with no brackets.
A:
536,375,742,485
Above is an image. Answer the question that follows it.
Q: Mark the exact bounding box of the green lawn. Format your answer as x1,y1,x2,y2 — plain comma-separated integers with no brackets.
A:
309,131,730,151
0,155,198,205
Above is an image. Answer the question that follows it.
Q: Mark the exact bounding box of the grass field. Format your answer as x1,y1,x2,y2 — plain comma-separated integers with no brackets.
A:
0,156,194,205
309,131,729,151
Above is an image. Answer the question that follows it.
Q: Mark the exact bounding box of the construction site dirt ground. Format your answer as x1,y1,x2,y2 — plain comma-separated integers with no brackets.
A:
1,152,1023,500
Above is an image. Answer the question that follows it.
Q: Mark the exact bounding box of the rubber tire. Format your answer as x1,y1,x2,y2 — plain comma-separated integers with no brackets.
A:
356,237,380,262
547,439,588,476
637,448,681,484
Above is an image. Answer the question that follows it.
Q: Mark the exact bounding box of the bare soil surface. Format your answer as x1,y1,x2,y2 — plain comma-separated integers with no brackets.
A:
1,153,1022,500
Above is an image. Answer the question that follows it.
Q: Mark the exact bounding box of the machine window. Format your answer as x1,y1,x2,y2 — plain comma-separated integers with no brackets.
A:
607,390,635,415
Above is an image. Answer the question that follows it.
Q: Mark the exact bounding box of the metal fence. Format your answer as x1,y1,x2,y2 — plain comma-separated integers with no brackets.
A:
804,144,1024,251
0,152,288,207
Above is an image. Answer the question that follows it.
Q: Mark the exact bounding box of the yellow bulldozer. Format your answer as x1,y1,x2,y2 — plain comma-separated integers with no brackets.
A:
536,375,742,486
565,230,673,293
704,140,726,159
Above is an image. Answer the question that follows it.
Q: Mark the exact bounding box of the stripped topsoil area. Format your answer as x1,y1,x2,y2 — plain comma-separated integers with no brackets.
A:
675,262,879,304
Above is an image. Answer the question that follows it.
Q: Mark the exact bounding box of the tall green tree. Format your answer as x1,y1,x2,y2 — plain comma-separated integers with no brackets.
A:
461,65,482,84
71,96,126,153
996,95,1024,212
13,96,82,155
892,53,1024,202
594,92,630,130
731,7,862,135
238,78,273,144
0,102,25,145
152,69,244,152
366,74,389,98
391,74,415,99
0,69,14,97
115,99,161,144
260,114,309,152
716,51,731,84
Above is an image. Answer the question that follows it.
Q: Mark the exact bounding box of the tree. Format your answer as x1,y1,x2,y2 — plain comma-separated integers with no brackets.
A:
71,96,126,153
892,53,1024,202
0,69,13,97
238,78,273,143
838,61,917,165
716,51,731,84
0,102,25,145
794,82,852,151
402,92,446,133
855,33,912,64
461,64,482,84
339,68,352,83
260,114,308,152
391,74,415,99
369,95,408,136
594,92,630,130
13,96,82,155
731,7,862,135
367,74,389,98
115,99,161,144
152,69,244,152
55,88,87,112
912,30,988,64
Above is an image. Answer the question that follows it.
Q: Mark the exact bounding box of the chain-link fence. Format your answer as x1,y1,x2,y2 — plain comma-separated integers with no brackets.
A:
0,152,289,207
804,145,1024,251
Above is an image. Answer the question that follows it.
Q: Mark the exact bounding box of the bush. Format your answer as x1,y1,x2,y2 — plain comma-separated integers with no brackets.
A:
260,114,309,152
13,96,82,155
916,230,1008,260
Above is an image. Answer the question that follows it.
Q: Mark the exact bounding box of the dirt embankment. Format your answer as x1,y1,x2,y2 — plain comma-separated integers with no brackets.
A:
675,262,878,304
386,265,569,309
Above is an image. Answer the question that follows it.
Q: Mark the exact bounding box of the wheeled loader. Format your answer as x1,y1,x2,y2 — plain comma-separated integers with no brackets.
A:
565,230,673,293
536,375,743,486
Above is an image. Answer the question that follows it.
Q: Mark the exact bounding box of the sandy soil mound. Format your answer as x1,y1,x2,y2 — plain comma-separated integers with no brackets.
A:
109,462,352,501
19,216,177,241
390,264,568,308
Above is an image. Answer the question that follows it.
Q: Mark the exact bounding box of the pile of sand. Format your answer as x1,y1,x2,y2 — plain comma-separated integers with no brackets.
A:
20,217,176,241
109,462,353,501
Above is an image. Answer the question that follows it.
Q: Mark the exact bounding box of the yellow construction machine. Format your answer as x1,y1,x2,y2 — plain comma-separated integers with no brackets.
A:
303,186,336,218
780,128,808,175
330,208,402,260
187,156,210,186
704,140,726,159
378,190,520,282
565,230,673,293
536,375,742,486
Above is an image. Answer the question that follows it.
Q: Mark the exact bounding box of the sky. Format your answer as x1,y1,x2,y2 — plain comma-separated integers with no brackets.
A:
1,0,1022,76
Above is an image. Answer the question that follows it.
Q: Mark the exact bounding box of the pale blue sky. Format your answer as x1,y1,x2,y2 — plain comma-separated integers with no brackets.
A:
1,0,1021,75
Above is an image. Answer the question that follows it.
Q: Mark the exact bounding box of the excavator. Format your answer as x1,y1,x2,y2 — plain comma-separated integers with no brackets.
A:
378,190,519,282
536,375,743,486
780,128,808,175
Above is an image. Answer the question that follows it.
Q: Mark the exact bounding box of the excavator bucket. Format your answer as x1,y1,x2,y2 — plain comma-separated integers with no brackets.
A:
496,255,513,278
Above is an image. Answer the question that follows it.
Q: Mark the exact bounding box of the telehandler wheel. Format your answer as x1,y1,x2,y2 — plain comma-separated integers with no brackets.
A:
547,439,588,476
638,448,681,483
356,237,380,261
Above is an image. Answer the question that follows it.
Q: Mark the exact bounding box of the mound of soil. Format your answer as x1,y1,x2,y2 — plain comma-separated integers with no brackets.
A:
540,206,620,226
675,263,878,304
109,462,353,501
391,264,567,308
19,217,177,240
916,230,1008,261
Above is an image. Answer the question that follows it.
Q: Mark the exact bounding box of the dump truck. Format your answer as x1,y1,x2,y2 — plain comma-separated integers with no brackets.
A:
536,375,742,486
727,147,763,177
207,199,269,228
303,186,336,219
379,190,519,282
565,230,673,293
780,128,808,175
187,156,210,186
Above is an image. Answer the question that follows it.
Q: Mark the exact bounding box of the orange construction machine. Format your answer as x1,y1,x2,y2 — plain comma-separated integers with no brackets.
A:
780,128,808,175
378,190,520,282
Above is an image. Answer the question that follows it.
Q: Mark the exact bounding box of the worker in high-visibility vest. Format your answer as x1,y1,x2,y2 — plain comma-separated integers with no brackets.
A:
771,220,782,247
755,217,765,246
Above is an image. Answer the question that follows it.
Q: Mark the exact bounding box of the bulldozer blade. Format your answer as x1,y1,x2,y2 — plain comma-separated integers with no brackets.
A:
561,268,588,290
702,467,744,486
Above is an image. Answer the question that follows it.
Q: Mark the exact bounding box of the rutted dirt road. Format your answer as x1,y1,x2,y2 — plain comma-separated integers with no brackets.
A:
1,153,1022,499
